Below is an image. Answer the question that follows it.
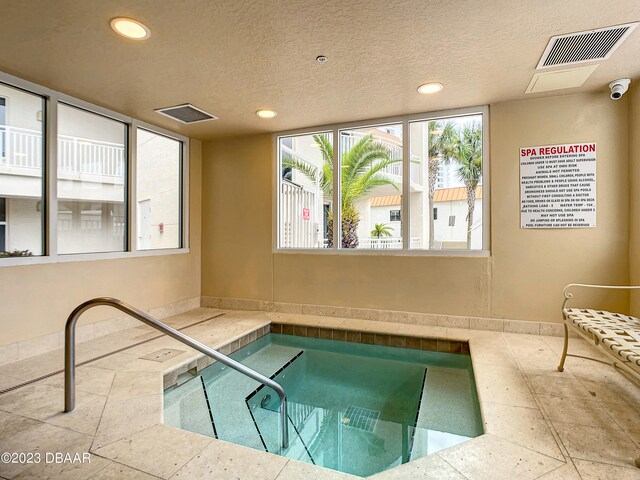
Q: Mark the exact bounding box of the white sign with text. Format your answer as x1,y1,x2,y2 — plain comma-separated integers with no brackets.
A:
520,143,596,228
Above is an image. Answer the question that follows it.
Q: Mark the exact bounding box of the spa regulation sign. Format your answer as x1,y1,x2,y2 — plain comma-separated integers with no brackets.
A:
520,143,596,228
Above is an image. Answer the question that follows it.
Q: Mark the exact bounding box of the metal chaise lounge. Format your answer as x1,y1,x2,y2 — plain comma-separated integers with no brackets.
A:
557,283,640,468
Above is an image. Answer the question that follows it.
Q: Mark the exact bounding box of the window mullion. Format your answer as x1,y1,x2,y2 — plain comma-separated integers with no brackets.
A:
181,138,190,250
128,123,137,252
332,128,340,249
402,120,409,250
46,94,59,258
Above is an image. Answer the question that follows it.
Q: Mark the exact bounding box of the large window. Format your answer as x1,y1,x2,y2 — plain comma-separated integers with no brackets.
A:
277,108,488,252
136,129,182,250
409,113,484,250
278,132,333,249
0,83,45,257
0,71,188,264
338,124,403,250
57,104,127,254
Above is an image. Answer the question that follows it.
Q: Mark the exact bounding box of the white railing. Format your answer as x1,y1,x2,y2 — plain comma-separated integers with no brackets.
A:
0,125,124,177
339,131,423,185
281,181,321,248
359,237,421,249
0,125,42,170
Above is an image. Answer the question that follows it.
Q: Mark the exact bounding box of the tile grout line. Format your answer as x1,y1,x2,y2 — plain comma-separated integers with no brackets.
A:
538,335,640,462
272,458,292,480
434,452,472,480
89,367,117,453
0,312,226,396
504,338,572,461
163,433,215,479
88,453,164,479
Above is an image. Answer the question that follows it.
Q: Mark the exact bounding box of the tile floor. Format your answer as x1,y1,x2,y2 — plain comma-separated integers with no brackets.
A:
0,308,639,479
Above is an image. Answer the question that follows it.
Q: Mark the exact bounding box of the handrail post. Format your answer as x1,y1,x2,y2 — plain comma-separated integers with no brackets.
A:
63,297,289,449
279,395,289,450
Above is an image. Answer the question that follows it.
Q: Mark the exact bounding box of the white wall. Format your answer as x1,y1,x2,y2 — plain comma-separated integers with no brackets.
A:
137,129,182,250
369,204,401,237
6,198,41,253
433,199,482,249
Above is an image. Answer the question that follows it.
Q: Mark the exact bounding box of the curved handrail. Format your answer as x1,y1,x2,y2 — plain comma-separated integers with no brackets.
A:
562,283,640,311
64,297,289,449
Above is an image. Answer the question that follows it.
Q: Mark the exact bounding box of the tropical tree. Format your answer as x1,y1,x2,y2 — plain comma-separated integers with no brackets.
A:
452,122,482,248
426,121,457,248
371,223,393,238
282,134,401,247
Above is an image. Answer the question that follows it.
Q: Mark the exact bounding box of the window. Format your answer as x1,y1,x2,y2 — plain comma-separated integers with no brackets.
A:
57,104,127,255
339,123,403,250
0,83,45,256
0,70,189,264
136,129,182,250
278,132,333,248
409,113,484,250
276,107,487,253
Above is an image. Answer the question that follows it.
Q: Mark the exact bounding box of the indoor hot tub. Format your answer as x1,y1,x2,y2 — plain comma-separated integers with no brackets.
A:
164,331,483,477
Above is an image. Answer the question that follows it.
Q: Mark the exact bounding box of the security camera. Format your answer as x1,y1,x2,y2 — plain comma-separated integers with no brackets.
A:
609,78,631,100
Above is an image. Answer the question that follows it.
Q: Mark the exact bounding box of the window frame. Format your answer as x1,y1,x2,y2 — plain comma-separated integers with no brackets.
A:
0,197,7,252
273,105,490,257
0,70,190,267
134,127,185,251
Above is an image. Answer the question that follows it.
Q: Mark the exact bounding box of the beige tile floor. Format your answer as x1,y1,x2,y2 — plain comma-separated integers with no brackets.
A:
0,308,639,479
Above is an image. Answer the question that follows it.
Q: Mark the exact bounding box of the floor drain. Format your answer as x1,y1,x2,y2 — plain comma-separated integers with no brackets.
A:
343,405,380,432
139,348,185,362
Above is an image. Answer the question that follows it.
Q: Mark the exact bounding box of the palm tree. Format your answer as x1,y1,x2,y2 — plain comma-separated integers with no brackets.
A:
371,223,393,238
282,133,401,247
426,121,457,248
452,122,482,248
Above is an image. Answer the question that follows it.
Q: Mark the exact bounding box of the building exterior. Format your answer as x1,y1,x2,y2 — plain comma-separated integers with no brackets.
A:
279,119,483,250
0,83,180,256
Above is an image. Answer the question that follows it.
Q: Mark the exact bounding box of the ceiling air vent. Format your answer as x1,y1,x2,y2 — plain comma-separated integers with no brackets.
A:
155,104,218,124
537,22,638,69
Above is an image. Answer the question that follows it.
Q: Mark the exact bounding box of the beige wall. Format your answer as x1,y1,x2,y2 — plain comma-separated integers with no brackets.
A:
202,92,632,323
0,140,202,347
201,135,274,301
491,93,630,320
630,82,640,316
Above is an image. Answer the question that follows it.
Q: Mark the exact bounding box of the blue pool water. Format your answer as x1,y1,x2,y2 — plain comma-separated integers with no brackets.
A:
164,333,483,477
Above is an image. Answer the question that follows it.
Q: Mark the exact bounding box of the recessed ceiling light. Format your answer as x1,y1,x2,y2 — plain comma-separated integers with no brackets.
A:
417,82,444,94
110,17,150,40
256,109,277,119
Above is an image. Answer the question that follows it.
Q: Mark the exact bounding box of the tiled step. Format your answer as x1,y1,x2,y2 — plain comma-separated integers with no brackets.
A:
410,366,482,460
205,343,303,450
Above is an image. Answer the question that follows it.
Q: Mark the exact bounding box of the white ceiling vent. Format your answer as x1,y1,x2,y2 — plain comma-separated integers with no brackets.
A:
537,22,638,69
155,104,218,124
526,64,599,94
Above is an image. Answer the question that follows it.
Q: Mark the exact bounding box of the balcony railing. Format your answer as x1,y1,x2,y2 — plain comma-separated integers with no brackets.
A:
359,237,421,249
0,125,124,177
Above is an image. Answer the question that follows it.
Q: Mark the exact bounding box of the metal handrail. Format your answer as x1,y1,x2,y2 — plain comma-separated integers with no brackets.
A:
64,297,289,449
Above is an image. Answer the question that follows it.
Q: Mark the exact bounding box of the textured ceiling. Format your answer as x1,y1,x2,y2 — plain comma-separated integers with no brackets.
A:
0,0,638,140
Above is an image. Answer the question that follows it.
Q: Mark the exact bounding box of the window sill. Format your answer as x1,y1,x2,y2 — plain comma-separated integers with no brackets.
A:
274,248,490,257
0,248,191,267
